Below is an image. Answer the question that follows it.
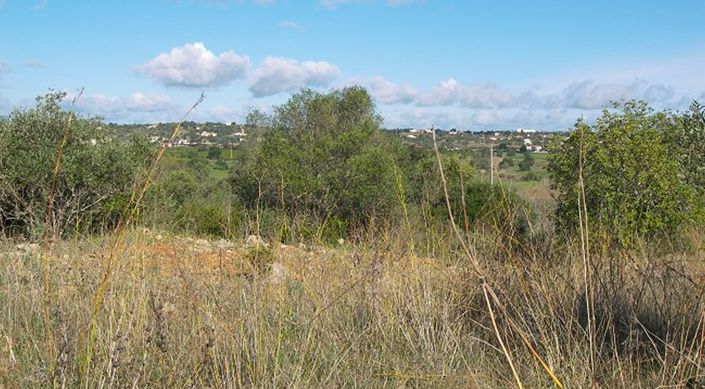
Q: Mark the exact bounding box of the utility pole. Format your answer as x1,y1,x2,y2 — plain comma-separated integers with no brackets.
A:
489,142,494,185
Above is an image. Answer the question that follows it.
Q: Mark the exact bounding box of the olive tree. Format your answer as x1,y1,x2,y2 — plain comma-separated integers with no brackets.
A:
230,87,406,237
0,91,153,237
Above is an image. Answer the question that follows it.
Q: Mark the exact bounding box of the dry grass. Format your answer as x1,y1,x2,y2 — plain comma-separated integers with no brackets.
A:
2,228,705,388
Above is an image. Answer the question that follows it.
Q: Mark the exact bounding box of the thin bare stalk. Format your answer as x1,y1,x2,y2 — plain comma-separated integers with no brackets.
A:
81,92,205,386
42,88,83,387
433,129,524,388
577,127,596,385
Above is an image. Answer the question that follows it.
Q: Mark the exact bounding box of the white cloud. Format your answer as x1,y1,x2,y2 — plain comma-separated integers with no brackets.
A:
561,79,675,109
416,79,513,108
135,42,250,88
69,92,179,122
249,56,340,97
371,76,681,113
374,76,691,130
199,105,243,123
349,77,417,104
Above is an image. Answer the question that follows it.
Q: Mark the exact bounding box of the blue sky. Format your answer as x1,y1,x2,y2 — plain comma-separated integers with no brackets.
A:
0,0,704,130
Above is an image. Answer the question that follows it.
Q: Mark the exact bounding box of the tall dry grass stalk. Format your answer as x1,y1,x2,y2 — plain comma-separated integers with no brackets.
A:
41,88,83,386
2,104,705,387
2,222,705,386
432,129,563,388
80,92,205,385
577,127,596,386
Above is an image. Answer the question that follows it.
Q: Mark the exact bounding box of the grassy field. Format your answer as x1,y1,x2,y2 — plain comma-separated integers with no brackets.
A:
163,147,237,180
2,131,704,387
2,225,704,387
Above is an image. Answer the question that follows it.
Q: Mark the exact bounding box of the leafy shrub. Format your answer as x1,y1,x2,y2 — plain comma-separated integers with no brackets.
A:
665,101,705,203
523,172,539,181
0,92,153,237
146,162,241,237
498,157,514,169
547,100,702,245
418,155,533,238
230,87,408,234
206,146,222,160
518,151,534,171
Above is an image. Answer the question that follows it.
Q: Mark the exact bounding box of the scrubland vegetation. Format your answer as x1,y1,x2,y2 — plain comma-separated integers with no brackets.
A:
1,88,705,387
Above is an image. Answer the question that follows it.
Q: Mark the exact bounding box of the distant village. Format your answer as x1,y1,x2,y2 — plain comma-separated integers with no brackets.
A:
393,127,550,153
108,121,557,153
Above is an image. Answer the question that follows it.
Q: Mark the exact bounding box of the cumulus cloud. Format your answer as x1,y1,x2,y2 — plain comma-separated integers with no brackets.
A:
367,76,681,113
135,42,250,88
199,105,242,123
416,79,513,108
561,79,675,109
349,77,417,105
372,76,691,130
69,92,179,122
249,56,340,97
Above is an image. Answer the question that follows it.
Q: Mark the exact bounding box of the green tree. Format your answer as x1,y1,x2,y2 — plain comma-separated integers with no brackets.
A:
498,157,514,169
0,91,153,237
206,146,222,160
666,101,705,200
547,100,699,244
518,152,534,171
230,86,402,235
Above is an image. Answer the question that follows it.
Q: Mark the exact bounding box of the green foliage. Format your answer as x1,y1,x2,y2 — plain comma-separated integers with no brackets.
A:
665,101,705,200
230,87,405,234
518,152,534,171
522,172,539,181
206,146,222,160
146,158,240,237
499,157,514,169
0,91,153,237
418,155,532,238
548,100,701,245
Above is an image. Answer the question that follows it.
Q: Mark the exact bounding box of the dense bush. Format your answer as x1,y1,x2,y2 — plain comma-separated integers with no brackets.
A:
230,87,415,235
666,101,705,201
518,151,534,171
548,100,703,245
227,86,538,242
144,153,242,237
0,92,153,237
498,157,514,168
